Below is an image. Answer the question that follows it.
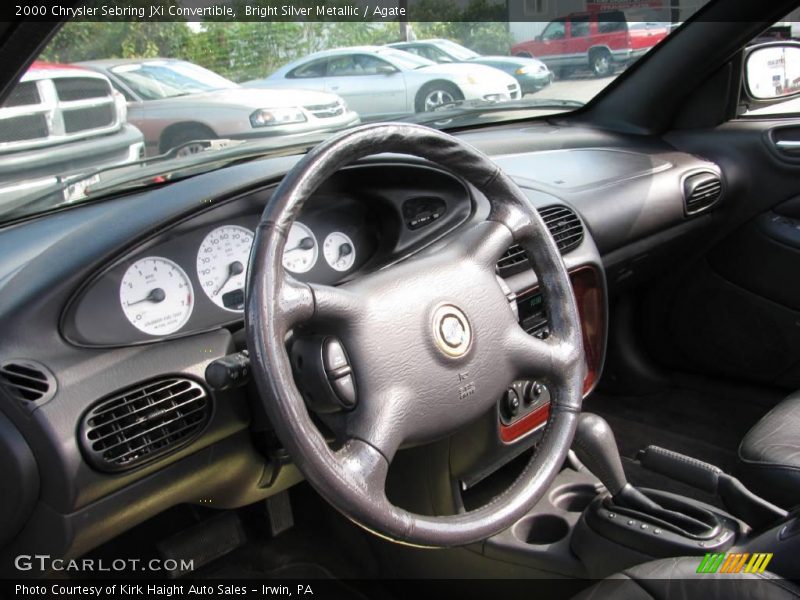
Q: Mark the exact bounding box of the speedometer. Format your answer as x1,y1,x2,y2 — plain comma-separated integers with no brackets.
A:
282,222,318,274
196,225,254,312
120,257,194,336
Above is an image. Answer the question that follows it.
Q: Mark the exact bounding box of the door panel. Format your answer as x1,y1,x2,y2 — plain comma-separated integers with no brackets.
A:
323,54,406,119
640,119,800,389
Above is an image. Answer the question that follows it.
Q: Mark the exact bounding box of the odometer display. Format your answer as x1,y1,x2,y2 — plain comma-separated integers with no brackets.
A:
120,257,194,336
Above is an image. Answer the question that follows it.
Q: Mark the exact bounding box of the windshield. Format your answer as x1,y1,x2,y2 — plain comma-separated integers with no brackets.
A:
0,1,713,224
437,40,481,61
111,61,237,100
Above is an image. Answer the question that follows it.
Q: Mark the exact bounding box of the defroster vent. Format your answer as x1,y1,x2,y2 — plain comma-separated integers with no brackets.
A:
497,204,584,275
80,377,210,472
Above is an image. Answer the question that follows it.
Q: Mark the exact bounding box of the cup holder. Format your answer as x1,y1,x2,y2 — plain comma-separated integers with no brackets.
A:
550,483,598,513
514,514,570,545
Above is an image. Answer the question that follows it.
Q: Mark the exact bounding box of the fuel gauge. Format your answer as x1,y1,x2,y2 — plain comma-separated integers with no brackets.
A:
323,232,356,272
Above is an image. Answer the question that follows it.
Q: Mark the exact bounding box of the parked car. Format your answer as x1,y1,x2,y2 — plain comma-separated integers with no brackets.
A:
244,46,521,120
79,58,360,157
388,39,552,95
0,61,144,208
511,11,670,77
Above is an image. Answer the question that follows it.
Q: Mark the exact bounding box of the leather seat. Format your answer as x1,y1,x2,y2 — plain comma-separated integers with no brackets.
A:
738,392,800,508
573,556,800,599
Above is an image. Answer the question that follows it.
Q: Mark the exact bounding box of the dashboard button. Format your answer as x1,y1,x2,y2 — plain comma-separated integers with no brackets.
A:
323,337,349,371
331,374,357,408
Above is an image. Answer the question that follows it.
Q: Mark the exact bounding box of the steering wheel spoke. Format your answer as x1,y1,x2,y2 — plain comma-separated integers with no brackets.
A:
333,438,391,498
506,325,566,382
277,276,361,329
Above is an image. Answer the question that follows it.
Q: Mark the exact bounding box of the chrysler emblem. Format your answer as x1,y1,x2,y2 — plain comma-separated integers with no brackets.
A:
432,304,472,357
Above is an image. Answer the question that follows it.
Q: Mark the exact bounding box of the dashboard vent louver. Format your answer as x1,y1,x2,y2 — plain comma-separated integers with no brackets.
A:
0,360,56,405
684,172,722,215
80,377,210,473
497,205,584,275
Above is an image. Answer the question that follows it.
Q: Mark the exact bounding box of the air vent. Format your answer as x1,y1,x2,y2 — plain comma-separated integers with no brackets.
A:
684,172,722,215
497,205,585,275
80,378,210,473
0,359,56,405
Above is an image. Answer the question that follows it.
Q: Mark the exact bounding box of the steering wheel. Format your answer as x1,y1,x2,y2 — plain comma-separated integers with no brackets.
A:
246,123,585,547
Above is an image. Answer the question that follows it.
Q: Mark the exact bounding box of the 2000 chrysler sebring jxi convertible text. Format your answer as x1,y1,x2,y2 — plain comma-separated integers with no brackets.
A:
1,1,800,598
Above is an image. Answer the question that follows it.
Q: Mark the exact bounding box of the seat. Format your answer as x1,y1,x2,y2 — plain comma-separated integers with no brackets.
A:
738,391,800,508
573,556,800,599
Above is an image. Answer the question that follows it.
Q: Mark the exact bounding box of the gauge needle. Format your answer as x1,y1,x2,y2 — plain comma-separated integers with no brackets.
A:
215,261,244,295
126,287,166,306
337,243,353,263
285,237,315,253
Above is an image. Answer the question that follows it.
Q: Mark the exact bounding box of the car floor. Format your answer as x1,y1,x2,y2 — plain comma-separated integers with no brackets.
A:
585,372,784,507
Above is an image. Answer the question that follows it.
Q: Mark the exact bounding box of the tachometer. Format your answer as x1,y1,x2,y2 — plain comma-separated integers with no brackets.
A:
120,257,194,336
282,222,318,274
323,232,356,272
196,225,254,312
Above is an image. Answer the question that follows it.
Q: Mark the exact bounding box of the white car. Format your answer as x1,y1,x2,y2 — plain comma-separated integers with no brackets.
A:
79,59,360,157
244,46,522,121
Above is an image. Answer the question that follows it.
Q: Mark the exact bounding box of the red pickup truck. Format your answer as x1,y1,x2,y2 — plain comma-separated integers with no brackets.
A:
511,11,670,78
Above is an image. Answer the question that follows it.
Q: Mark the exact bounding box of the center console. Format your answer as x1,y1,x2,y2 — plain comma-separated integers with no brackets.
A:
498,266,605,443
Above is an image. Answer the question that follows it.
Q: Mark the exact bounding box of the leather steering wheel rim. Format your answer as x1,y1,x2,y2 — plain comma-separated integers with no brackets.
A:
246,123,585,547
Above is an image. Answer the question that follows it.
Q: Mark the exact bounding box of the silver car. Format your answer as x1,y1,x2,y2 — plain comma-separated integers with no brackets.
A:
244,46,522,121
78,58,360,156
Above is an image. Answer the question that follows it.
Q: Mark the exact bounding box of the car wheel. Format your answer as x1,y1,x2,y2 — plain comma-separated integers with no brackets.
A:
415,83,462,112
590,49,613,78
162,125,216,157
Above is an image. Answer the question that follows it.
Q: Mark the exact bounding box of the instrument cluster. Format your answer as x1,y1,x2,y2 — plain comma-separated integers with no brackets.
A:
117,218,367,337
62,163,473,346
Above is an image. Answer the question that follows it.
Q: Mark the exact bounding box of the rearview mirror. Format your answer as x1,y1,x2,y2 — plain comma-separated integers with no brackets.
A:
745,42,800,102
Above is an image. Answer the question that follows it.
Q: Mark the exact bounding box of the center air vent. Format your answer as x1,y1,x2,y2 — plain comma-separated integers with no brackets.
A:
497,204,584,275
684,172,722,215
80,377,210,473
0,359,56,406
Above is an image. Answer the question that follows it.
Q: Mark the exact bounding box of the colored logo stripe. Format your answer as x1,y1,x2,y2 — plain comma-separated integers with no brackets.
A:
697,553,773,574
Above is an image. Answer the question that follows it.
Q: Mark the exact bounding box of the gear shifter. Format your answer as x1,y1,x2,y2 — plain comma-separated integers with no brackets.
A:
572,413,721,538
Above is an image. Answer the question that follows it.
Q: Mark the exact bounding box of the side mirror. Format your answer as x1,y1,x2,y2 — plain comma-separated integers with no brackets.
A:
744,42,800,105
377,65,397,75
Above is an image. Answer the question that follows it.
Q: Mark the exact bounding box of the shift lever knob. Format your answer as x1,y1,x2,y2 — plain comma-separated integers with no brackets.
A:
572,412,628,496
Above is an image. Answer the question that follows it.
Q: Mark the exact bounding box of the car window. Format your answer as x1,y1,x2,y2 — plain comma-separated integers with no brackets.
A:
110,61,235,100
287,58,329,79
327,54,396,76
542,21,567,41
571,16,591,38
598,14,628,34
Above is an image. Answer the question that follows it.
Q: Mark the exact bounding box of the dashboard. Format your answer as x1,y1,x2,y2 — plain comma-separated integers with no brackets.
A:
0,121,725,564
